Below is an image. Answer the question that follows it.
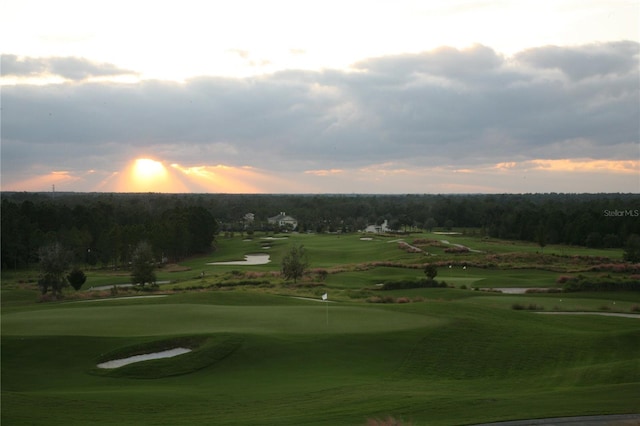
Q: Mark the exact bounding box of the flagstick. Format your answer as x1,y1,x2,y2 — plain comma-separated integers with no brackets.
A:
326,298,329,326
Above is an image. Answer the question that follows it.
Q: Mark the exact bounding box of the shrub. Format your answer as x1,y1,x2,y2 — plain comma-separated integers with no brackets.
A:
346,290,372,299
396,297,411,304
630,304,640,313
380,278,446,291
562,275,640,292
444,246,470,254
217,280,272,288
512,303,525,310
366,416,413,426
367,296,396,303
556,275,575,284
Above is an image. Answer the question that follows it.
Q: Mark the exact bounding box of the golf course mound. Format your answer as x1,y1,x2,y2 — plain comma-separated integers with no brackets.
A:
92,334,243,379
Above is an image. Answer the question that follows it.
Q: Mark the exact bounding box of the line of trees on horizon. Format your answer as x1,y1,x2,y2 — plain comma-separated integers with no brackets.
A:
1,196,218,270
2,192,639,270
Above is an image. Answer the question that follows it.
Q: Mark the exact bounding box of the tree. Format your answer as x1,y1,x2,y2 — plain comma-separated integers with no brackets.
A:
130,241,156,286
536,222,547,253
585,232,603,248
424,264,438,280
424,218,437,232
38,242,72,298
281,244,309,283
623,234,640,263
67,267,87,291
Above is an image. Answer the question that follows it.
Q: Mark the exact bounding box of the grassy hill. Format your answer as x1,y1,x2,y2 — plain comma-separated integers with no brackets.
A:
2,231,639,425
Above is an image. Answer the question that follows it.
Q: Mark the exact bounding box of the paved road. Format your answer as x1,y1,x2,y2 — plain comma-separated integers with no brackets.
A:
472,414,640,425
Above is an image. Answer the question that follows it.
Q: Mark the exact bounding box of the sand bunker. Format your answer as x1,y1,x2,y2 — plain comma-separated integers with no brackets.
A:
97,348,192,369
207,253,270,265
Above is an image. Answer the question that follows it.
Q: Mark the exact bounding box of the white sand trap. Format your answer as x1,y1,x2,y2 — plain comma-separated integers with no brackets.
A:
360,237,373,241
207,253,270,265
73,295,169,303
97,348,192,369
260,237,289,240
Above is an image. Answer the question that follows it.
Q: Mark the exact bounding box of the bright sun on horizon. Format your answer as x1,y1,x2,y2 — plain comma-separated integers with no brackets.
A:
125,158,173,192
133,158,166,180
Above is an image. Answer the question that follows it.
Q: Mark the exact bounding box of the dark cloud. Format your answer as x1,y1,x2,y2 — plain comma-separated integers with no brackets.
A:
354,44,503,79
516,41,639,80
2,42,638,179
1,54,138,80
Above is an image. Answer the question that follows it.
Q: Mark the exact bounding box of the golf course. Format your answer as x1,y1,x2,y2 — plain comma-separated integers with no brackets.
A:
2,231,639,425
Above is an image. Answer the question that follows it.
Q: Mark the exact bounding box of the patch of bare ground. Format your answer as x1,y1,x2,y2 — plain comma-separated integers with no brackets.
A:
162,263,192,272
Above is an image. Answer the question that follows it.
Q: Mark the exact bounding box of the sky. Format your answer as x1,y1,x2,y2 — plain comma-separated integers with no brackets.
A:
1,0,639,194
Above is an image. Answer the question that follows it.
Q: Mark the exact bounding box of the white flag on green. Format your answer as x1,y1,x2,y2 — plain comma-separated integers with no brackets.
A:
322,293,328,301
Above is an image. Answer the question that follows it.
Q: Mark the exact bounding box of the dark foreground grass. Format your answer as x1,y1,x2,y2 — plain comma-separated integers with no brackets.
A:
2,234,638,425
2,291,639,426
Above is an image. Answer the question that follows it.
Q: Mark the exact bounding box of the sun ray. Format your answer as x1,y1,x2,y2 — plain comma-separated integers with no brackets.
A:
110,158,190,193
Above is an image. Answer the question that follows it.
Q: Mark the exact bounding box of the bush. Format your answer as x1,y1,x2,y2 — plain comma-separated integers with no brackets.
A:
512,303,544,311
444,246,470,254
217,280,272,288
366,416,413,426
380,278,446,291
366,296,396,304
562,275,640,292
556,275,575,284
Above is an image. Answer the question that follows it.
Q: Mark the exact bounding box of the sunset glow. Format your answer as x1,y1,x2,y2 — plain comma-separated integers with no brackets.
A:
2,1,637,194
116,158,188,193
133,159,166,180
493,159,640,174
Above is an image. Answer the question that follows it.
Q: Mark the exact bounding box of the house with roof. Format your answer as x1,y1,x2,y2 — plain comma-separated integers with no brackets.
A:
268,212,298,230
364,219,389,234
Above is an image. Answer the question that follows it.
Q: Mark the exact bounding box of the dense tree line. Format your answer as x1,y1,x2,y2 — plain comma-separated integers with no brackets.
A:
2,192,639,269
1,193,218,269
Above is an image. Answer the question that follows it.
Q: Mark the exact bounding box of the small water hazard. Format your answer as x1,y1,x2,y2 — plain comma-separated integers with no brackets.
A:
97,348,192,369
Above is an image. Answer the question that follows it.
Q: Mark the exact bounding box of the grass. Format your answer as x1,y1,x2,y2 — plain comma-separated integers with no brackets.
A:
2,231,639,425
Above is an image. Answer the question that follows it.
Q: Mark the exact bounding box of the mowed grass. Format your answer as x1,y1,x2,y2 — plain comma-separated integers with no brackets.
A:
2,232,639,425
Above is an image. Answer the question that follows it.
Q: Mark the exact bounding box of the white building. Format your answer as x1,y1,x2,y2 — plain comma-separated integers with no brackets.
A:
364,219,389,233
268,212,298,230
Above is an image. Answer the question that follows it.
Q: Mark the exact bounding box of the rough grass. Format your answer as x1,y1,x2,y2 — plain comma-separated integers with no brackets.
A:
2,232,639,425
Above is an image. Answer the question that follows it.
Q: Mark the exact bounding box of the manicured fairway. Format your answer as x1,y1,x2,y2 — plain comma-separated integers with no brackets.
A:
3,290,639,426
1,298,444,337
2,233,639,425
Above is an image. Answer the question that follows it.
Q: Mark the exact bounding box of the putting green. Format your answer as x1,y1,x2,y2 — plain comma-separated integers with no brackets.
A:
2,303,445,337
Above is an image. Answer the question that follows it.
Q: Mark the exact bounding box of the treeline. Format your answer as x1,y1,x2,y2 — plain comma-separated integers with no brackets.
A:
2,192,639,269
1,195,218,269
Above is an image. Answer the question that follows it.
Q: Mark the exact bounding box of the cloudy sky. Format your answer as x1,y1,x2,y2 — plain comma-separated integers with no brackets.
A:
1,0,639,193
